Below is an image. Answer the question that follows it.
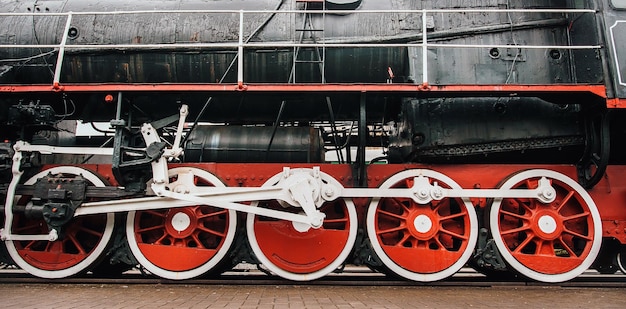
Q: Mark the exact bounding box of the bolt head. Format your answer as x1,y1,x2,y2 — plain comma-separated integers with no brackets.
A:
543,189,554,198
432,189,443,199
324,188,334,197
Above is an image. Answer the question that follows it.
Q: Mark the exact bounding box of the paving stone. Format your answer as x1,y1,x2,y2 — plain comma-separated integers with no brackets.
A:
0,283,625,308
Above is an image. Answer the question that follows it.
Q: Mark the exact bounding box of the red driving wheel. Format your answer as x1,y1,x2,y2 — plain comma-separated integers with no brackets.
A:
490,169,602,282
126,167,236,280
367,169,477,282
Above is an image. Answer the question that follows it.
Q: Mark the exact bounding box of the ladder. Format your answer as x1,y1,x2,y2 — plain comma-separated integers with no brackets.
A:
292,0,326,83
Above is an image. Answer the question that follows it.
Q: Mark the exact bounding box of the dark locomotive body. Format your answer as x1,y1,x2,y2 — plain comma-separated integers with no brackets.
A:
1,0,626,283
0,0,608,160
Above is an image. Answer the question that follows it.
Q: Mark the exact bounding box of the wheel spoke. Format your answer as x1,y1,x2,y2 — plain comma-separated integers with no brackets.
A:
431,236,447,250
556,191,575,213
198,209,228,219
513,234,535,254
45,241,56,252
557,236,577,257
154,233,169,245
198,225,226,238
563,227,593,241
67,234,87,255
439,212,466,221
499,225,531,236
376,225,406,236
324,217,350,224
525,179,535,190
389,198,411,214
22,240,38,250
377,209,406,220
13,223,44,233
439,227,468,241
518,200,535,215
395,233,413,247
144,210,167,218
561,211,590,222
536,239,556,256
431,198,449,214
499,209,528,220
77,226,105,238
136,225,164,233
191,233,206,249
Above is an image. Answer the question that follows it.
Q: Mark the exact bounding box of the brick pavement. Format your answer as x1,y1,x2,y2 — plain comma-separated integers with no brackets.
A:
0,283,625,308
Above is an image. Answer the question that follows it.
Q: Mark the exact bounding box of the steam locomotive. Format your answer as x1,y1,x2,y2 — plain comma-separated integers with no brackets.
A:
1,0,626,283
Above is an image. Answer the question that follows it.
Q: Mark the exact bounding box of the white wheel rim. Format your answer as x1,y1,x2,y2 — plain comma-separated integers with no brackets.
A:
366,169,478,282
246,168,357,281
617,252,626,275
489,169,602,283
5,166,115,279
126,167,237,280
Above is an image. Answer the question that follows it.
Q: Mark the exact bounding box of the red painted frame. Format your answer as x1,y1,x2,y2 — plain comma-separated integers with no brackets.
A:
3,83,620,111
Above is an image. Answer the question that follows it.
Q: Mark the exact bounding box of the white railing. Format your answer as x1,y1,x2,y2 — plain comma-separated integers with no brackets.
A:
0,8,601,87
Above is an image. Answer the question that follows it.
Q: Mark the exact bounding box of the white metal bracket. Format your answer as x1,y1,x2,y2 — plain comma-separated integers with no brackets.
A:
1,142,62,241
276,167,326,228
340,174,557,204
141,123,169,190
147,167,327,228
165,104,188,160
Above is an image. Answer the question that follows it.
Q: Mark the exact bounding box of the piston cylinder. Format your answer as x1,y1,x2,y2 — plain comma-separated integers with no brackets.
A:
184,126,324,163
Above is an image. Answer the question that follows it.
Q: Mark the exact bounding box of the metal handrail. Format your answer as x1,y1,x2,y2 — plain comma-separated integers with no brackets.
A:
0,9,598,16
0,8,601,88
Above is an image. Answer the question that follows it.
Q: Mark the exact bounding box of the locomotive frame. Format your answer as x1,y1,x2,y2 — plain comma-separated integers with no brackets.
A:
1,0,626,283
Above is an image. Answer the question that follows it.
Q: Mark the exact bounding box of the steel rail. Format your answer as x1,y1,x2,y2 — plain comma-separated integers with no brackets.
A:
0,269,624,288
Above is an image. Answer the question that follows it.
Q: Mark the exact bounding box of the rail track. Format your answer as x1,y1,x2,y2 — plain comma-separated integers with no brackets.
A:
1,266,624,288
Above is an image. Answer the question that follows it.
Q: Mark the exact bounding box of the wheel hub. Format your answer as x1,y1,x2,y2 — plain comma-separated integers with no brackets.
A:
533,210,563,240
413,214,433,234
407,211,438,240
165,209,197,238
171,212,192,232
538,215,557,234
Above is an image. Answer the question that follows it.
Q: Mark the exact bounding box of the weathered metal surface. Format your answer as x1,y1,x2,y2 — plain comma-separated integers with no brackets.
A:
0,0,602,86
